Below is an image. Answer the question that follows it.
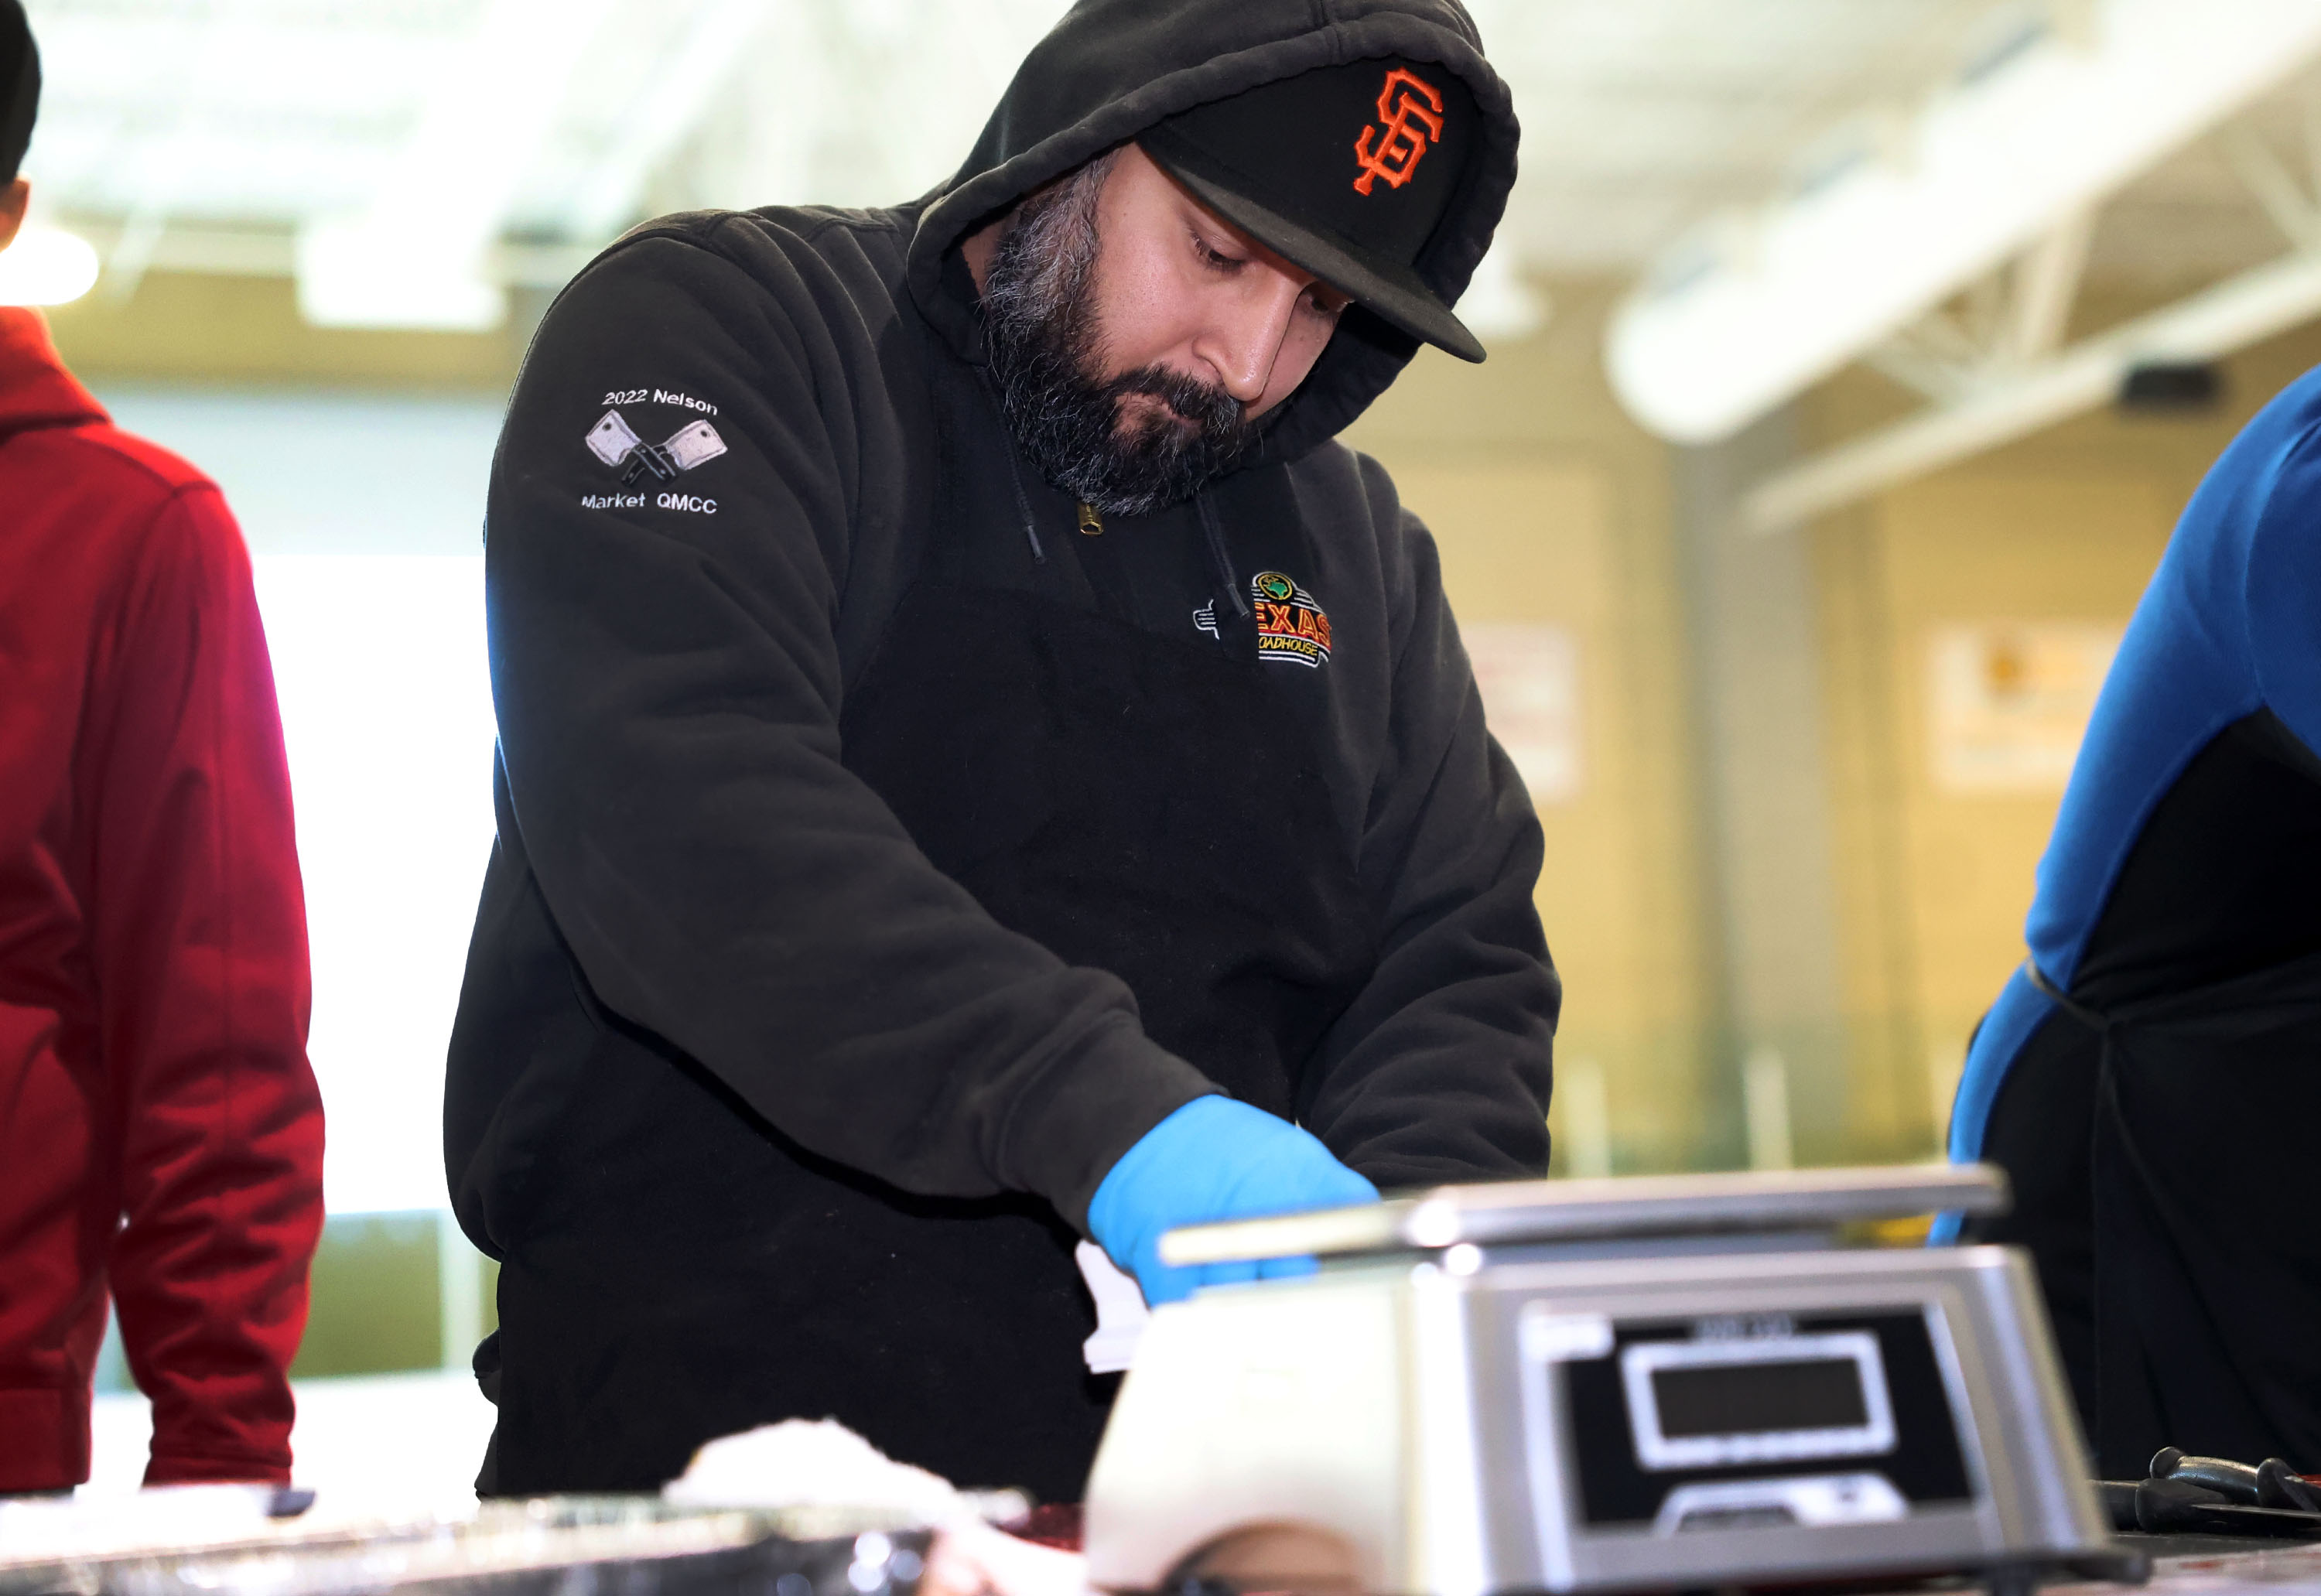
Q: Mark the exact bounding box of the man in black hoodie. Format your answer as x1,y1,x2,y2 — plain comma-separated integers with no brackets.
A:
449,0,1555,1501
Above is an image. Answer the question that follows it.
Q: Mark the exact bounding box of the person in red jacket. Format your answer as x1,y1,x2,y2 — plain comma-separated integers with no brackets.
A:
0,2,323,1492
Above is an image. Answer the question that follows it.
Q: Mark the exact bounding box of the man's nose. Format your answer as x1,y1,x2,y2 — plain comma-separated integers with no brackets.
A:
1196,278,1304,405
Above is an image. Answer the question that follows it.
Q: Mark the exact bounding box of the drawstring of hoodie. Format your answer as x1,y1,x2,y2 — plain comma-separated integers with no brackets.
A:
1196,490,1248,617
975,353,1247,603
972,364,1048,568
1000,444,1047,568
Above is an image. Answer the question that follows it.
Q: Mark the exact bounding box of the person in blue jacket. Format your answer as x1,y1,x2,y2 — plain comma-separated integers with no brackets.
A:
1942,365,2321,1477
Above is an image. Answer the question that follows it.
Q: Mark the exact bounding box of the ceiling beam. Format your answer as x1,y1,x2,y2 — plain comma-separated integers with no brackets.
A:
1740,241,2321,532
2220,119,2321,248
2003,203,2094,362
1856,203,2093,404
1607,0,2321,445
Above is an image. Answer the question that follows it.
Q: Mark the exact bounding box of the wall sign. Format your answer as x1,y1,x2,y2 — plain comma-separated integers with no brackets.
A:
1465,621,1582,805
1927,621,2121,795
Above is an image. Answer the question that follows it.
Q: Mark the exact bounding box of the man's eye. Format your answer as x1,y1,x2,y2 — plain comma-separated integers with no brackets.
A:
1193,234,1243,272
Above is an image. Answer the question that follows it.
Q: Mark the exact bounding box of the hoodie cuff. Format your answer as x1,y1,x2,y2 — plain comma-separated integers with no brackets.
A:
145,1448,292,1486
999,1014,1219,1235
0,1386,90,1492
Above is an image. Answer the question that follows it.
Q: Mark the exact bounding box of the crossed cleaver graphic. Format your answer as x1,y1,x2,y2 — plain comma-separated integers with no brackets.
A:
587,409,728,487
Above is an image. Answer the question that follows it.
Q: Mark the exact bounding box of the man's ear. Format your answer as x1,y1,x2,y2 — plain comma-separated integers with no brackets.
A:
0,179,29,253
960,203,1015,296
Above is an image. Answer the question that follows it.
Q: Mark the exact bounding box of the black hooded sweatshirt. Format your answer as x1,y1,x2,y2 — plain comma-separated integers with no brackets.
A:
447,0,1555,1501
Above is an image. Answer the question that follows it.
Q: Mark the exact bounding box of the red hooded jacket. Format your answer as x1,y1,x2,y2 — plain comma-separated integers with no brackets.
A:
0,307,323,1490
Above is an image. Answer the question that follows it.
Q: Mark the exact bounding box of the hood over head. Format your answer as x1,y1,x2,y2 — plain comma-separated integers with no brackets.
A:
906,0,1519,467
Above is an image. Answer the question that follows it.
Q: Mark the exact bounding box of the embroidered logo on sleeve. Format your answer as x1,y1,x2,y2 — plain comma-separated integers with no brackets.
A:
580,405,724,510
1251,571,1332,668
586,409,728,485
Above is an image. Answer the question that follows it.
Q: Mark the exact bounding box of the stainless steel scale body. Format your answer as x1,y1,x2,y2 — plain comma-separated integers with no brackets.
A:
1084,1166,2114,1596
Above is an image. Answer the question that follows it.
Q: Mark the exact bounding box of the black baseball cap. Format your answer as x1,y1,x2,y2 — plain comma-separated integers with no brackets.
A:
1,0,36,186
1139,56,1483,363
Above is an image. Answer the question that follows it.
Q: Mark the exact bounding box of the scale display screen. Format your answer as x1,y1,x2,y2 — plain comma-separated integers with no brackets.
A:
1622,1330,1895,1470
1651,1357,1868,1437
1542,1309,1974,1528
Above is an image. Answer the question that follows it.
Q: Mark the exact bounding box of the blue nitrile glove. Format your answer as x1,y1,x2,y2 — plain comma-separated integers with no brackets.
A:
1087,1096,1380,1306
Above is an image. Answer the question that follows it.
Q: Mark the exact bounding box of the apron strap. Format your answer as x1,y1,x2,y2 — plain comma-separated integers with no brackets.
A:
2022,945,2321,1471
2016,962,2166,1280
2022,959,2111,1032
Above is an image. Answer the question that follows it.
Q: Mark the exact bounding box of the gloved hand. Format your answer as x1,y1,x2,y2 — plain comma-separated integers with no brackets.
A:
1086,1095,1379,1306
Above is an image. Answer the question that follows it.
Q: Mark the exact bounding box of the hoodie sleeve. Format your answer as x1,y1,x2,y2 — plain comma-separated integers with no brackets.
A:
1300,474,1557,1188
94,486,323,1485
484,229,1216,1232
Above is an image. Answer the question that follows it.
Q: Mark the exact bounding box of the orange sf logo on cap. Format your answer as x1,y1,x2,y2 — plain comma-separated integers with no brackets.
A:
1353,67,1445,195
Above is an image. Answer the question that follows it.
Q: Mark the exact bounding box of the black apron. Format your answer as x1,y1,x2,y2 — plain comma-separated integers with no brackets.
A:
484,456,1378,1503
2024,951,2321,1475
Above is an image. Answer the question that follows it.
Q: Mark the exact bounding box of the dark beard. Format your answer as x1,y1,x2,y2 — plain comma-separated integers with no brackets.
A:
980,158,1258,518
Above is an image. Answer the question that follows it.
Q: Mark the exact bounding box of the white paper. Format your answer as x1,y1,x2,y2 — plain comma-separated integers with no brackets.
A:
666,1417,971,1517
1075,1242,1150,1374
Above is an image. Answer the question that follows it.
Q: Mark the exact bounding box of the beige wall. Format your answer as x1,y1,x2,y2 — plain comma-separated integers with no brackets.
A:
1359,282,2321,1174
1344,285,1715,1174
1812,475,2176,1160
1807,315,2321,1160
48,270,530,392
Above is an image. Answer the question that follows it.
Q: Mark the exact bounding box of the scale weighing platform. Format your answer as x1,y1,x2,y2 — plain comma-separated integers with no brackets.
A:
1085,1165,2121,1596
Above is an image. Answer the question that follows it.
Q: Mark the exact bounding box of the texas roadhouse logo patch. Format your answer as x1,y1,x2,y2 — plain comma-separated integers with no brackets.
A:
1251,571,1332,668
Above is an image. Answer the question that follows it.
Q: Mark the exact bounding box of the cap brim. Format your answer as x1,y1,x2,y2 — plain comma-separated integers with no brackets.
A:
1140,133,1486,364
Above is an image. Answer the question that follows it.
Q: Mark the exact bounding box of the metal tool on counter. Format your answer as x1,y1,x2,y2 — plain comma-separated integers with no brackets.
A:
2149,1447,2321,1512
2097,1447,2321,1537
1085,1164,2133,1596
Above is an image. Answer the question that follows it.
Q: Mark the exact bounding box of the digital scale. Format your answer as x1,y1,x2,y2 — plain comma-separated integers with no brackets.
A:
1085,1165,2121,1596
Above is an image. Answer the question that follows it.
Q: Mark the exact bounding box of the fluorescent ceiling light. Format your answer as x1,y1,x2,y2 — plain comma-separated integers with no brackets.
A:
296,219,505,332
0,224,99,306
